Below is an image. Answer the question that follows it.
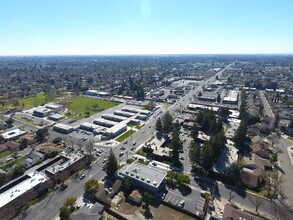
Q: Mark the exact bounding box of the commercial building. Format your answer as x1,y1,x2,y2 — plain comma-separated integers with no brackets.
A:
122,107,150,116
93,118,117,128
48,113,65,121
117,162,167,194
104,123,127,138
102,114,127,122
79,122,100,132
33,107,52,117
222,90,239,105
114,110,136,118
53,123,74,134
0,171,49,219
198,92,218,102
188,104,219,112
1,128,26,140
45,103,63,112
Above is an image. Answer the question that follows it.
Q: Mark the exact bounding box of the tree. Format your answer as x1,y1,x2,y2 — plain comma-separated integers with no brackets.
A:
202,142,214,170
274,112,280,128
104,149,118,179
36,128,48,142
234,120,247,151
217,94,221,103
143,192,153,208
5,118,14,127
52,137,62,144
170,125,181,166
189,141,201,166
177,173,190,186
155,118,163,134
59,206,71,220
19,138,29,149
12,99,20,108
190,123,199,141
218,107,230,119
249,196,264,214
228,190,236,204
84,179,99,196
225,163,241,182
162,111,173,134
11,163,25,178
59,197,76,220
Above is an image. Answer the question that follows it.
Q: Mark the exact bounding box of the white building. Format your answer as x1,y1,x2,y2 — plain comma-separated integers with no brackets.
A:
222,90,239,105
53,123,74,134
1,128,26,140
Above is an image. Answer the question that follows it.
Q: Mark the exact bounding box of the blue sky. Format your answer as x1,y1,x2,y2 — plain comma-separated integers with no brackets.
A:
0,0,292,55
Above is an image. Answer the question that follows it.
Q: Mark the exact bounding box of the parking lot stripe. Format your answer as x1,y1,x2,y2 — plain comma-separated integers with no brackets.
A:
174,199,178,205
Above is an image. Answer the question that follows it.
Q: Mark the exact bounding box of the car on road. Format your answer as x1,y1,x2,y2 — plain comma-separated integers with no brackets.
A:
124,140,128,144
103,158,107,163
131,147,135,151
179,200,185,207
132,141,136,145
119,152,124,157
80,173,86,180
60,184,68,191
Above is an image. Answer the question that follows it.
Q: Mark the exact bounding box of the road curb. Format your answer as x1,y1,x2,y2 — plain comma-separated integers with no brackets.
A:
286,146,293,167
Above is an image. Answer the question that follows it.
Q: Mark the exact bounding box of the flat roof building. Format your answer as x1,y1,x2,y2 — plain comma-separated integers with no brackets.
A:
48,113,65,121
114,110,136,118
104,123,127,138
0,171,48,209
188,104,219,112
93,118,118,128
53,123,74,134
102,114,127,122
117,162,167,194
79,122,100,132
1,128,26,140
45,103,63,112
223,90,239,105
33,107,52,117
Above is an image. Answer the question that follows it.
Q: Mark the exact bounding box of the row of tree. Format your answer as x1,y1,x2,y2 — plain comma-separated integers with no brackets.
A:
189,130,226,170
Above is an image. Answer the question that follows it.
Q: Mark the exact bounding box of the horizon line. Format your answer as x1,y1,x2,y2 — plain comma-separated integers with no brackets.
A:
0,53,293,57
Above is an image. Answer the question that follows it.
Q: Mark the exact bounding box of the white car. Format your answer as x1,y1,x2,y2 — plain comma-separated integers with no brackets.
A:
179,200,185,207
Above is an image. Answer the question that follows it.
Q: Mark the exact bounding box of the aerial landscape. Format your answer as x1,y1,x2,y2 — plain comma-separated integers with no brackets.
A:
0,1,292,220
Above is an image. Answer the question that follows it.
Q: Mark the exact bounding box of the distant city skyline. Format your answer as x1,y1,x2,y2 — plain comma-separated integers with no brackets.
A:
0,0,292,55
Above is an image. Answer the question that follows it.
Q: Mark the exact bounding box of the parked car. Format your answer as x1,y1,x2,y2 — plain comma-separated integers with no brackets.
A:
179,200,185,207
103,158,107,163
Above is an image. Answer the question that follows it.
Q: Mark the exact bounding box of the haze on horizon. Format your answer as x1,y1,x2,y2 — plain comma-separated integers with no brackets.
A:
0,0,292,56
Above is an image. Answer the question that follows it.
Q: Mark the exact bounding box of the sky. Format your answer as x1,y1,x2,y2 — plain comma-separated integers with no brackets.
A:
0,0,292,55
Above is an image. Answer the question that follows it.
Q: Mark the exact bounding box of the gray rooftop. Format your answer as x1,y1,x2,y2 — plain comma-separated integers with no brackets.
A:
119,162,167,187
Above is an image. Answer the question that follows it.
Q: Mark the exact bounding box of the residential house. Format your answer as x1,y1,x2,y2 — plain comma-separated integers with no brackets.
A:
241,167,263,189
250,143,270,160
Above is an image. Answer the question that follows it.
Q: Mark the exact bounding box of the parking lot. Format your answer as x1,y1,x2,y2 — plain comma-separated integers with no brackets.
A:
164,188,206,215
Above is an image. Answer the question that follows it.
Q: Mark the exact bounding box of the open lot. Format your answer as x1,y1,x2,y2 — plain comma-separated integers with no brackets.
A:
117,197,195,220
63,96,119,119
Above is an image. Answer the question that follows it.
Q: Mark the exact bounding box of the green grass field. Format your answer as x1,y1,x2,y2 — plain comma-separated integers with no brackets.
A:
0,93,60,111
65,96,119,120
0,150,12,159
19,93,57,107
115,130,136,142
